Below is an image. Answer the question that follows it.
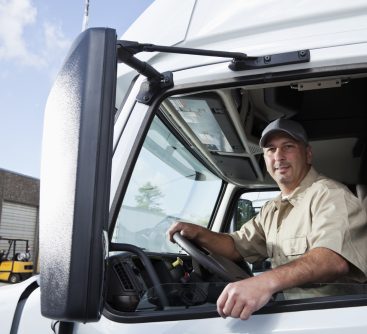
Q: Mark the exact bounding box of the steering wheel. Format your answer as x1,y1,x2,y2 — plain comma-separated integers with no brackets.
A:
173,232,252,282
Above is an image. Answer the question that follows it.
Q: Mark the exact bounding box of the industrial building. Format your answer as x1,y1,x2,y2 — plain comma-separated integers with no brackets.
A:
0,169,39,266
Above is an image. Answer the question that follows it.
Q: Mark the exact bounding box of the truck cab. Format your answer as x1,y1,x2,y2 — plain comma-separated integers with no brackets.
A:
2,0,367,333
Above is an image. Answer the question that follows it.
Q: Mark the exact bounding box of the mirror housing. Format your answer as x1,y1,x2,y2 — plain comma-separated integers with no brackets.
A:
39,28,117,322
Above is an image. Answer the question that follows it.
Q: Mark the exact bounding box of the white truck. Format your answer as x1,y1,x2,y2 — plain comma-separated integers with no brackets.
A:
2,0,367,333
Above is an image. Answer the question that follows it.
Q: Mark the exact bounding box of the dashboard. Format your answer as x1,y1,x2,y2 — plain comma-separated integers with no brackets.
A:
106,251,227,312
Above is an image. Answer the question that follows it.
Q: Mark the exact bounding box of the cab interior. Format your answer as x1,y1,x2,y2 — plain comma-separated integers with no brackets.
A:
105,72,367,318
161,74,367,190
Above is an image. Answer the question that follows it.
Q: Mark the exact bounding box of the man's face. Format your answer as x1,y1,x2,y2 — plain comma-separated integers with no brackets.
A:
263,132,312,194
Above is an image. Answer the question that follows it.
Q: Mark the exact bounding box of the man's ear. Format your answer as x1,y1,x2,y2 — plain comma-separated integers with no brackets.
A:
306,145,313,164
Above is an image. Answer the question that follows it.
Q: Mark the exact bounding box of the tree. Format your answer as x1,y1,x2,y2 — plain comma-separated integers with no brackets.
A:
135,182,164,213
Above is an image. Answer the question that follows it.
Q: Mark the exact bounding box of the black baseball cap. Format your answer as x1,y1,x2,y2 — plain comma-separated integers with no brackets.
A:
259,119,308,148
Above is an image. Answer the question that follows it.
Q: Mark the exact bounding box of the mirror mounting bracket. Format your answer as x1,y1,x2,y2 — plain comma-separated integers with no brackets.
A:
116,40,248,105
136,71,173,105
116,40,310,105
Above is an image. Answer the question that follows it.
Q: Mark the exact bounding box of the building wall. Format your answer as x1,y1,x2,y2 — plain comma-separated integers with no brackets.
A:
0,169,39,208
0,169,39,271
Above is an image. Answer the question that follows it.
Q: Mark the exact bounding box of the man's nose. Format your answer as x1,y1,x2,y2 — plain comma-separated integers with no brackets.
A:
274,148,285,160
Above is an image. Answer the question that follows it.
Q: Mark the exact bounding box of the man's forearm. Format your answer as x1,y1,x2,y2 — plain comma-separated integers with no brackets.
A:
197,231,242,261
217,247,350,320
261,247,350,294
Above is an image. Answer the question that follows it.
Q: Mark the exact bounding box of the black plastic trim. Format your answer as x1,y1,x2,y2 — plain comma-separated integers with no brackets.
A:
10,280,39,334
207,181,227,231
136,71,174,105
103,293,367,323
110,243,169,307
229,50,310,71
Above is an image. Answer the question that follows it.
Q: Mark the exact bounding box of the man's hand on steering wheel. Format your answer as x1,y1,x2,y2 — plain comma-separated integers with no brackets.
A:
167,221,206,243
167,221,251,282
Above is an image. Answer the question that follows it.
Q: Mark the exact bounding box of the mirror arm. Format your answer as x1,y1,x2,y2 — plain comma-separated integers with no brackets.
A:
116,42,162,81
117,40,248,61
116,40,310,80
116,41,174,105
116,40,249,105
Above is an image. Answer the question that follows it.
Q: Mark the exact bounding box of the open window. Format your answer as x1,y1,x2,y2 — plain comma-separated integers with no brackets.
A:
105,67,367,322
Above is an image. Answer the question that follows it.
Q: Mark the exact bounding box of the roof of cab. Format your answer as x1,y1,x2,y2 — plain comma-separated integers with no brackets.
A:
120,0,367,71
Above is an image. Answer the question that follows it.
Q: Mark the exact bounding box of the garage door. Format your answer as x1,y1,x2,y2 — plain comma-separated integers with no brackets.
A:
0,201,38,260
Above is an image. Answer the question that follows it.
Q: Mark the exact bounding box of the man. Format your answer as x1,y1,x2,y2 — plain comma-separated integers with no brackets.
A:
167,118,367,320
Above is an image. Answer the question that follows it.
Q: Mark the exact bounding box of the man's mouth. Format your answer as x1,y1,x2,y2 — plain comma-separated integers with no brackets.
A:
274,164,290,173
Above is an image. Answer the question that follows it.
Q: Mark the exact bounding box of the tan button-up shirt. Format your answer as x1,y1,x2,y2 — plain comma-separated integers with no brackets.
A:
230,167,367,282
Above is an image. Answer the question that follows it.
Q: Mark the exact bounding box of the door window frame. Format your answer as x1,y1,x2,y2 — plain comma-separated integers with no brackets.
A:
105,63,367,322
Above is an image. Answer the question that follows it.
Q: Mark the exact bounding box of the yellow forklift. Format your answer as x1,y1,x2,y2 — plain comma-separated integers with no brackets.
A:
0,237,33,283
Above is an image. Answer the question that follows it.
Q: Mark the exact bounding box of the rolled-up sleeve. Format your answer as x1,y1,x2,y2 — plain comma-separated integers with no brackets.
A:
309,185,367,282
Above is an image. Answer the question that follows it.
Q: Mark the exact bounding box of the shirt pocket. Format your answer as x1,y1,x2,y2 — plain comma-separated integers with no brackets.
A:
282,236,308,256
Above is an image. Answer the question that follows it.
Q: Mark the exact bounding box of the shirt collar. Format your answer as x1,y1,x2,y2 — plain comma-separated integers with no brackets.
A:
272,166,319,209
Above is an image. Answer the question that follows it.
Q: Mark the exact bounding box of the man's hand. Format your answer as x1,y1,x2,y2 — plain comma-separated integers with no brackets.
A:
217,247,349,320
167,221,242,260
217,275,275,320
166,221,205,243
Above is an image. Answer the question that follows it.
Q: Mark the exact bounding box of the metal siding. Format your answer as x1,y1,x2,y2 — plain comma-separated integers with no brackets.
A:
0,201,37,259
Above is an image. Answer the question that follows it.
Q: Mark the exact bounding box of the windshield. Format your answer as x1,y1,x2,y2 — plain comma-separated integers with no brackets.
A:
112,116,222,252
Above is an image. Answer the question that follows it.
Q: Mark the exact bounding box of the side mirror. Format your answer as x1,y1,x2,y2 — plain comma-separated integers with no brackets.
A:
235,199,256,230
39,28,117,322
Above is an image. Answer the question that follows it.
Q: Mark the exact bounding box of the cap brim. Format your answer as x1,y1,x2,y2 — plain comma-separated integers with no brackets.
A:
259,129,304,148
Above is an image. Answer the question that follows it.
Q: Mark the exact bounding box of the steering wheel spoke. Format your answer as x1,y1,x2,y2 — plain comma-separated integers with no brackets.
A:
173,232,252,282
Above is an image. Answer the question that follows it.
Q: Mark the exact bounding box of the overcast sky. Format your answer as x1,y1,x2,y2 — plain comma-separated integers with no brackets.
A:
0,0,154,178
